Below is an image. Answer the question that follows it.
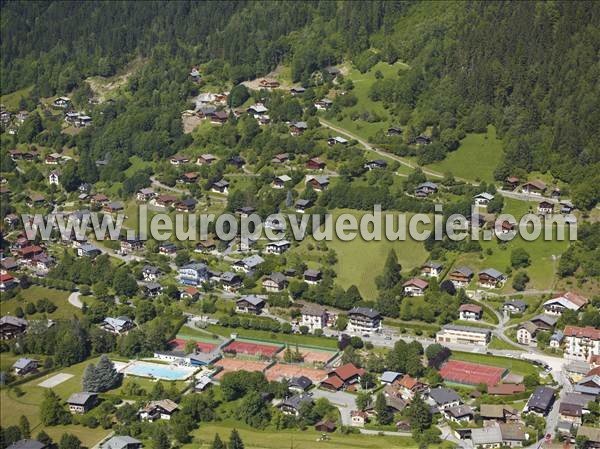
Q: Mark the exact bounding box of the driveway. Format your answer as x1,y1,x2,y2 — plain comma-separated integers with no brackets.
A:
68,291,83,309
312,388,357,426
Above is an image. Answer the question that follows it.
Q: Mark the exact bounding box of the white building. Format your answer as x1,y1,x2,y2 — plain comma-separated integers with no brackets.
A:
347,307,382,335
436,324,491,346
300,304,328,331
563,326,600,362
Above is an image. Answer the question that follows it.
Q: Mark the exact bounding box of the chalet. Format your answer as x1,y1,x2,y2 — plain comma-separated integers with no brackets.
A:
403,278,429,296
306,157,326,171
195,239,216,253
289,121,308,136
347,307,382,335
575,375,600,396
259,78,279,89
18,244,43,260
479,405,520,423
473,192,494,207
459,304,483,321
415,181,438,197
220,272,242,292
265,240,291,254
158,242,177,255
180,286,200,301
271,153,289,164
229,155,245,168
517,314,558,345
0,316,28,339
151,194,177,208
538,200,554,215
307,175,329,191
12,358,38,376
364,159,388,170
232,255,264,273
563,326,600,362
380,371,402,385
77,243,101,258
321,363,365,391
436,324,491,346
314,99,333,110
415,135,432,145
174,198,197,212
258,112,271,124
76,115,92,127
505,176,520,190
236,295,266,315
142,265,161,282
421,261,443,278
196,154,217,165
26,194,45,208
136,188,156,201
290,86,305,95
196,92,218,106
522,180,546,195
387,127,402,136
478,268,506,288
295,198,313,213
179,172,199,183
397,375,427,400
272,174,292,189
524,386,555,416
196,105,216,119
236,206,256,217
303,269,322,284
0,274,17,292
189,67,201,82
314,420,336,433
47,170,61,186
328,136,348,146
211,179,229,194
169,155,189,165
102,316,134,334
1,257,18,270
278,394,313,416
247,103,268,116
91,193,109,206
65,111,80,124
119,235,143,253
33,254,55,273
429,387,461,410
286,376,312,394
262,272,288,292
67,392,98,414
350,410,367,427
139,399,179,421
44,154,60,165
300,304,328,331
560,201,575,214
103,201,124,213
53,97,70,108
101,436,142,449
502,299,527,314
577,427,600,449
487,384,526,396
543,292,588,316
210,110,228,124
444,405,474,423
178,263,208,286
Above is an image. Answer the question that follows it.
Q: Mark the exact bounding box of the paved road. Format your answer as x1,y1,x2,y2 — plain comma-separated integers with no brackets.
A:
67,291,83,309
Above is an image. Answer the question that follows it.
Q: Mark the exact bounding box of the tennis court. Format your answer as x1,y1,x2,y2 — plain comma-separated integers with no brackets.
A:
222,339,283,358
214,358,271,379
265,363,327,382
276,346,337,365
168,338,218,353
440,360,506,386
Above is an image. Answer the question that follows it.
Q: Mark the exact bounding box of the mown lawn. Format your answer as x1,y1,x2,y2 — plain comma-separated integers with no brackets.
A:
186,420,448,449
488,337,523,351
0,286,81,320
426,126,503,183
450,351,538,376
290,209,430,299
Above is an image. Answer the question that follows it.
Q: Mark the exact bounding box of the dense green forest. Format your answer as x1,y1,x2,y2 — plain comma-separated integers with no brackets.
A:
1,1,599,207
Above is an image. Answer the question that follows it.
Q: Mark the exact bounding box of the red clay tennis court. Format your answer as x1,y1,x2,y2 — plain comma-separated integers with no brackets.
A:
265,363,327,383
440,360,506,386
222,340,283,358
214,358,270,379
275,347,337,364
168,338,218,353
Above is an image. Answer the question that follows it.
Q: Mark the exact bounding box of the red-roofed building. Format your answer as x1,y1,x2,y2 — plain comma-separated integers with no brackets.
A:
321,363,365,391
17,245,44,259
403,278,429,296
459,304,483,321
487,384,526,395
398,375,426,400
0,273,17,291
439,360,506,387
564,326,600,362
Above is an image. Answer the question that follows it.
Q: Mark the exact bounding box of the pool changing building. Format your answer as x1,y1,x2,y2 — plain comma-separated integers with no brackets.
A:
436,324,491,346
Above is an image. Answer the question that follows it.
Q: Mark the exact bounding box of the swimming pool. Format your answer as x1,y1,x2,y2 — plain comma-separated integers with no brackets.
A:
121,361,196,381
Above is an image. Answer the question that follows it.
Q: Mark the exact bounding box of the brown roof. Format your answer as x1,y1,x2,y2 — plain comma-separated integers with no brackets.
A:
487,383,525,395
332,363,365,382
564,325,600,340
557,291,589,308
399,375,419,390
403,278,429,289
459,304,482,313
524,179,547,190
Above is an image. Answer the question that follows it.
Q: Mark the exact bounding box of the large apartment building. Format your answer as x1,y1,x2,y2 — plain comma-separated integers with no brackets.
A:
347,307,382,335
436,324,491,346
563,326,600,362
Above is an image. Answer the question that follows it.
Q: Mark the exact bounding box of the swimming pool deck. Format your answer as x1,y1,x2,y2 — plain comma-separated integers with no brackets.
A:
118,360,197,381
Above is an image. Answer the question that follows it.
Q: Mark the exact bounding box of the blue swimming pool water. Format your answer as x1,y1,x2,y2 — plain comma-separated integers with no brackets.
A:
125,363,192,380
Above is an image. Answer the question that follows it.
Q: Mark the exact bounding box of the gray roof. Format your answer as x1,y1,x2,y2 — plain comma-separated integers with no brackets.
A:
562,393,596,408
240,255,264,268
289,376,313,390
280,393,313,410
267,272,287,284
101,436,142,449
423,261,443,270
7,440,46,449
441,324,491,336
13,358,36,369
292,121,308,129
348,307,381,320
237,295,265,307
527,386,555,411
503,299,527,310
471,425,503,445
479,268,505,279
295,199,312,207
429,387,461,406
181,262,208,272
67,392,97,405
452,266,474,277
530,313,559,327
445,404,474,418
0,316,28,327
380,371,402,383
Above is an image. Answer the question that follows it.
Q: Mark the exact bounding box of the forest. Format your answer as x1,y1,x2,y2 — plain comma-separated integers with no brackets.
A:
1,1,599,208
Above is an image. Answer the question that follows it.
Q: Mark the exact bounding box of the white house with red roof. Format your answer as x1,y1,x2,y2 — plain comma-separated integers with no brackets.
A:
564,326,600,362
403,278,429,296
459,304,483,321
